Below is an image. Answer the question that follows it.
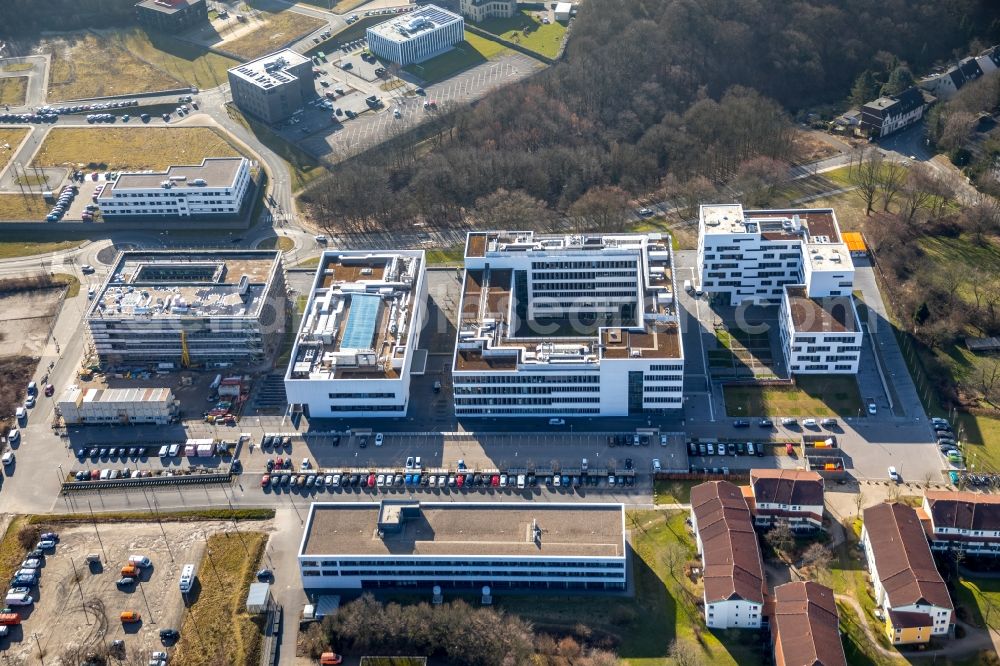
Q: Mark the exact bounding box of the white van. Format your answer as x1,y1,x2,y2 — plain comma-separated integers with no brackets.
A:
128,555,151,568
158,445,169,458
517,474,526,489
5,592,32,606
683,279,692,292
179,564,196,593
168,444,180,457
15,407,25,422
547,418,565,426
7,429,19,443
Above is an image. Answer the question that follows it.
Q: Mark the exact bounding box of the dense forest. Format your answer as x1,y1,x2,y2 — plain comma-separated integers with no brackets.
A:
302,0,1000,229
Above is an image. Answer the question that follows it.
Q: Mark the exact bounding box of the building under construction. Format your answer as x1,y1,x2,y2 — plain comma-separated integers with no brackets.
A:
86,250,286,368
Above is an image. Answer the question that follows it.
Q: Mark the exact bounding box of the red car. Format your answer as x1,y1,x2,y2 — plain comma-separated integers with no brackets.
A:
276,457,283,469
44,384,54,397
260,474,270,487
491,475,500,487
456,474,464,487
367,473,376,487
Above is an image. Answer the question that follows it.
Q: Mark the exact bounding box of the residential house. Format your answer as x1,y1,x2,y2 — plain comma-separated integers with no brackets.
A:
690,481,766,629
919,45,1000,100
861,503,954,644
921,491,1000,557
771,581,847,666
860,87,929,138
747,469,824,532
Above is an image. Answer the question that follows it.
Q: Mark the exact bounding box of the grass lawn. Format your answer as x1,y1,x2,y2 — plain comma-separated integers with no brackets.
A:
1,63,33,73
0,128,29,171
498,510,761,665
0,234,85,256
716,328,770,350
173,531,268,666
295,256,321,268
256,236,294,251
0,193,49,221
652,479,699,504
222,10,326,61
723,375,864,417
425,244,464,265
117,29,239,91
52,272,81,298
226,103,324,191
404,32,509,83
0,76,28,106
956,574,1000,631
32,127,242,171
473,10,567,58
0,516,31,585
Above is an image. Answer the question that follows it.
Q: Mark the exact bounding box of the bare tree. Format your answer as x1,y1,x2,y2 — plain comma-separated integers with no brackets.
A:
569,185,632,232
669,639,705,666
765,522,795,557
802,542,832,573
878,158,907,211
849,149,883,215
854,489,866,518
979,358,1000,408
899,164,937,223
663,541,688,582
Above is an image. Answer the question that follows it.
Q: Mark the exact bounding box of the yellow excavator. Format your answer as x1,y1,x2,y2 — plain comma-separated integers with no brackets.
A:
180,330,191,368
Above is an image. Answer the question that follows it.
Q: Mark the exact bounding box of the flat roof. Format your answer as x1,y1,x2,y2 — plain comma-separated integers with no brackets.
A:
87,250,281,320
288,251,423,381
455,231,681,372
700,204,842,243
785,287,859,334
136,0,202,15
367,4,462,44
59,385,173,405
103,158,246,195
301,502,626,558
228,49,310,90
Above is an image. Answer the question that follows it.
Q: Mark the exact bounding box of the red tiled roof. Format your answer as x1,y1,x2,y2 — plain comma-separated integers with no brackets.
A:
771,581,847,666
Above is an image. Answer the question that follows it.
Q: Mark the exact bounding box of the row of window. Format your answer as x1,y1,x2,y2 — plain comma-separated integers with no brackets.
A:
454,386,599,395
304,570,624,578
644,375,683,382
329,404,404,411
454,397,601,406
531,271,636,280
455,407,601,415
650,364,683,371
328,392,396,399
305,559,625,568
453,374,599,384
531,261,635,270
645,396,682,403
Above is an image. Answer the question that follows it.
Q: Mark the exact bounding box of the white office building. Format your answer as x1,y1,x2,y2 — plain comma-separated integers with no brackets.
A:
97,157,251,219
698,205,862,374
366,5,464,66
453,231,684,417
285,251,427,418
298,501,627,591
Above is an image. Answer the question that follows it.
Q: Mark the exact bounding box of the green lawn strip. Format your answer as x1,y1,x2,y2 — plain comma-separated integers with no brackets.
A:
172,532,268,666
404,32,508,84
256,236,294,251
425,244,464,265
52,272,80,297
652,479,699,504
956,575,1000,630
0,516,32,585
0,236,85,258
29,509,274,523
723,375,863,417
471,10,567,58
120,29,238,91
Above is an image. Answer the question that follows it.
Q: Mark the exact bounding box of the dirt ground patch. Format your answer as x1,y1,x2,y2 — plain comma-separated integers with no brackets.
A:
32,126,243,171
0,285,64,357
0,518,272,664
0,76,28,106
0,127,30,172
222,10,326,61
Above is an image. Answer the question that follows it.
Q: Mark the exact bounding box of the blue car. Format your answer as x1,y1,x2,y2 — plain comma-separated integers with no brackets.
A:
404,474,413,485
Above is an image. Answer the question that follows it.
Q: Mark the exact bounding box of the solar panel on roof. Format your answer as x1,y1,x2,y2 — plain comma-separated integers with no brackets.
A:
340,293,381,350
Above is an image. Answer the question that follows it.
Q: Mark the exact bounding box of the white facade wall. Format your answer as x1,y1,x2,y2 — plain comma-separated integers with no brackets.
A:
284,252,427,418
923,497,1000,556
454,236,683,417
100,160,251,218
778,296,862,374
367,11,464,66
752,501,824,528
690,506,762,629
697,229,804,305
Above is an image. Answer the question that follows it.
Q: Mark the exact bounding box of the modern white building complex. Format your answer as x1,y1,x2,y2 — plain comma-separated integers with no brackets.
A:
297,501,627,591
57,386,178,425
86,251,287,367
698,205,862,374
228,50,314,123
285,251,427,418
922,491,1000,557
366,5,464,66
97,157,252,219
861,502,954,644
690,481,765,630
453,231,683,417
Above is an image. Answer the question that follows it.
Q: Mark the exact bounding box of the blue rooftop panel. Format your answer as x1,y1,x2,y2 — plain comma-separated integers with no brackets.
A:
340,293,381,350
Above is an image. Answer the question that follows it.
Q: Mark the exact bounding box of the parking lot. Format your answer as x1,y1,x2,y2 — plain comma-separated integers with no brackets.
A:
0,519,268,663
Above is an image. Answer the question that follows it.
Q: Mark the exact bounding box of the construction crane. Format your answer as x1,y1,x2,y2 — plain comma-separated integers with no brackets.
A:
180,330,191,368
